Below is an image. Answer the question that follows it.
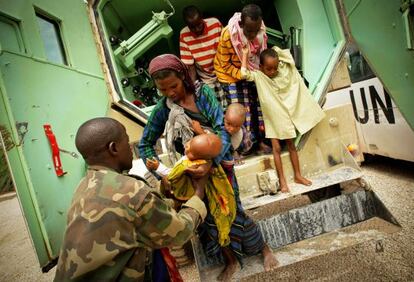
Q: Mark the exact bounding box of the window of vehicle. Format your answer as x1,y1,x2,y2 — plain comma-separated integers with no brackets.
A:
36,13,67,65
0,14,25,53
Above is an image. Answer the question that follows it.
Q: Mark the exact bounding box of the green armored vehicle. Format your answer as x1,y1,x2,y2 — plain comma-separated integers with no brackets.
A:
0,0,412,280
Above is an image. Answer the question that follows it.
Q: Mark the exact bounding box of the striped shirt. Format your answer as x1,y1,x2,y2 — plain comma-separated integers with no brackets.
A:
180,18,222,83
214,26,242,84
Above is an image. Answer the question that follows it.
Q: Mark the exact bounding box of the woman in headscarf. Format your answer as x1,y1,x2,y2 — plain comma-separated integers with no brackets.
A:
138,54,278,281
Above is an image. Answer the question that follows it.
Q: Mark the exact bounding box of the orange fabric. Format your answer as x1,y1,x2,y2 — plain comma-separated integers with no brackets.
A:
214,27,242,83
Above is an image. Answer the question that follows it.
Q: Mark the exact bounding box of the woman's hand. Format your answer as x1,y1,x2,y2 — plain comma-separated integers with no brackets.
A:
242,46,249,55
233,151,244,166
191,120,205,135
185,160,212,178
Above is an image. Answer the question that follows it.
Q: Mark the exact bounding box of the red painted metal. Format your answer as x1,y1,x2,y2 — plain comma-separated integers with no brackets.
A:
43,124,66,177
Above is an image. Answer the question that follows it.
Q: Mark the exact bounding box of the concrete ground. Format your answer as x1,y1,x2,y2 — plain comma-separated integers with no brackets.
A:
0,156,413,281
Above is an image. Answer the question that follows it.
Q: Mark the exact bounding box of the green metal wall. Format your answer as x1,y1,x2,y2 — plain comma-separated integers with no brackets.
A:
97,0,343,110
343,0,414,129
275,0,345,98
0,0,346,269
0,0,109,268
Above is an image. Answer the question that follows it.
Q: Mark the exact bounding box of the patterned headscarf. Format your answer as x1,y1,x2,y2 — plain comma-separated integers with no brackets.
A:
148,54,195,93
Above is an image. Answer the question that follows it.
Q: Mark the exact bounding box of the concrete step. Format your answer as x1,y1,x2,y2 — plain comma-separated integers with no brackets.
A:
192,190,400,281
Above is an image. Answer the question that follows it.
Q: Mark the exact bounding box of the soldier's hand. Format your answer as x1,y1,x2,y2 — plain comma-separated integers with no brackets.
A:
192,173,210,200
161,175,172,197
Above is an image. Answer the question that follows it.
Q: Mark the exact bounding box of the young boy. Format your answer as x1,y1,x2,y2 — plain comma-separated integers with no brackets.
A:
54,117,208,281
224,103,250,164
241,47,325,192
146,133,237,247
214,4,271,155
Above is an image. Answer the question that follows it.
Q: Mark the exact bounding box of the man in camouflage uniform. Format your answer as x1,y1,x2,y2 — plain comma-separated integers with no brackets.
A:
54,117,207,281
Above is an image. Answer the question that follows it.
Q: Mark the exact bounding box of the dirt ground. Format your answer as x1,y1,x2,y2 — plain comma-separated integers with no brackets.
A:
0,155,413,281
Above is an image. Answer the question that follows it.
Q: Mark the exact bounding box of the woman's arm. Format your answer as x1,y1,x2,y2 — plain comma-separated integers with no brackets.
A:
138,99,169,165
197,85,231,164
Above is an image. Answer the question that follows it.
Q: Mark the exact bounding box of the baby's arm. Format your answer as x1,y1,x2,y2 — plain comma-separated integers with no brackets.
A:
146,158,171,177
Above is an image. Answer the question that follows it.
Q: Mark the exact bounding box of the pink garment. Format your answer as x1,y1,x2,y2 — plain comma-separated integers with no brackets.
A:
228,12,267,70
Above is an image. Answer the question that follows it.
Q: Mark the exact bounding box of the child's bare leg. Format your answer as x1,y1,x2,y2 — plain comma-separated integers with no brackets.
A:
286,139,312,186
262,243,279,271
271,139,289,192
217,247,238,281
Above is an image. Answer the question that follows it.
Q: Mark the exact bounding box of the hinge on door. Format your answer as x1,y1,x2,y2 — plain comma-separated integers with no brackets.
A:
0,124,16,151
15,122,28,146
400,0,414,50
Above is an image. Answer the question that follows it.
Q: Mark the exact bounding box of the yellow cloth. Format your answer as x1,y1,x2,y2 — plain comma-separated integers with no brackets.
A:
167,158,236,246
241,46,325,139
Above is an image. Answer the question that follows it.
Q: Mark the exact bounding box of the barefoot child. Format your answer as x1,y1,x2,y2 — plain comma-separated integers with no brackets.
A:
241,47,325,192
224,103,249,165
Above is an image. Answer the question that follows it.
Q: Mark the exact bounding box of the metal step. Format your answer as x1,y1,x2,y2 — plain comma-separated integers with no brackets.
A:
241,165,362,210
191,190,400,281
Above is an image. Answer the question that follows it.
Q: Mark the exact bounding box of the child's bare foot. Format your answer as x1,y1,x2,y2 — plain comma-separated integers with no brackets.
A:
262,244,279,271
294,175,312,186
217,260,238,281
279,179,290,193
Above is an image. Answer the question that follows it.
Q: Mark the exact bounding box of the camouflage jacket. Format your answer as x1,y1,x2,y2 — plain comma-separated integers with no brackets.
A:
54,165,206,281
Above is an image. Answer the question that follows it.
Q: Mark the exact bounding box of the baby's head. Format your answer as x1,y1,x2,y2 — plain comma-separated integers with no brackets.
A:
260,48,279,78
224,103,246,136
184,134,222,161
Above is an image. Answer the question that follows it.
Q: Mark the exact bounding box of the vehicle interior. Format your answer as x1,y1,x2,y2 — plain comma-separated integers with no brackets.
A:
91,0,344,120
